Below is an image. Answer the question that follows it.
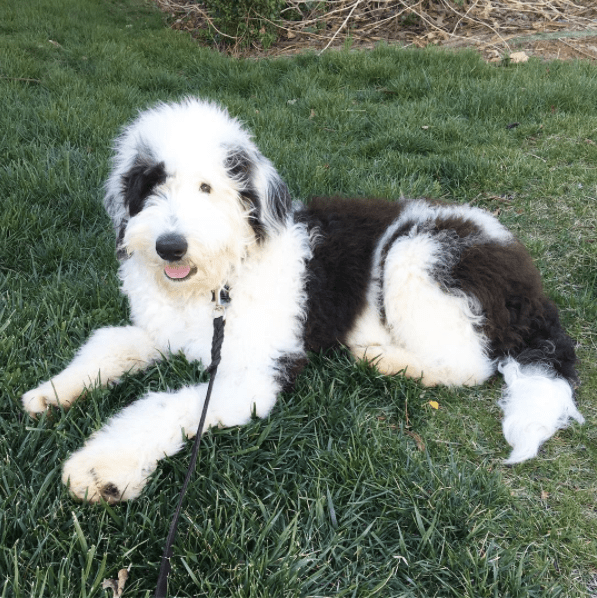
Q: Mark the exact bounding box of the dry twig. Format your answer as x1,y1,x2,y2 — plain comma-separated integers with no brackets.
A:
154,0,597,56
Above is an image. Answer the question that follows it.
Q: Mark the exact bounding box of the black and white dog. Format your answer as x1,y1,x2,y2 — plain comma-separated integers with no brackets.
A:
22,98,584,503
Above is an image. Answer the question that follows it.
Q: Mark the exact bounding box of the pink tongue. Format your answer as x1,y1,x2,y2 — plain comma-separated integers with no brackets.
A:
165,265,191,279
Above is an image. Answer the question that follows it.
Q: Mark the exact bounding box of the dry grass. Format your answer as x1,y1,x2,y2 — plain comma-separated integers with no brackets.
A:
156,0,597,58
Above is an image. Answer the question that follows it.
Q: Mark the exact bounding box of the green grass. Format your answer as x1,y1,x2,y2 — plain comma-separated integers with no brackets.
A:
1,0,597,596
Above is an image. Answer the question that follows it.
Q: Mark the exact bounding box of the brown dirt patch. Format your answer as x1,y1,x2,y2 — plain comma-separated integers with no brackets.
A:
155,0,597,61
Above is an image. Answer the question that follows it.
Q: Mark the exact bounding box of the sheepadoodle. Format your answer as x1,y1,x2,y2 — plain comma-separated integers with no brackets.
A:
22,98,584,503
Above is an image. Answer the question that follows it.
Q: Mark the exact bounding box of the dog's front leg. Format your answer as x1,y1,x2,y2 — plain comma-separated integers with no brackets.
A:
61,367,281,503
22,325,160,416
61,384,211,503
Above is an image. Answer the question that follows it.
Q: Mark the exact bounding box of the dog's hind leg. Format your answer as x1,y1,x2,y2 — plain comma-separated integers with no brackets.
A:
351,345,467,387
22,325,160,416
350,233,495,387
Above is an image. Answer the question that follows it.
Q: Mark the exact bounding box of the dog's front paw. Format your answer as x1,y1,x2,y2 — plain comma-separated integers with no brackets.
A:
62,444,156,503
22,375,87,417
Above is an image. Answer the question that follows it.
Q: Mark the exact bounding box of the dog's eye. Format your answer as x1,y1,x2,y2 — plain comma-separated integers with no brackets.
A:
200,183,212,194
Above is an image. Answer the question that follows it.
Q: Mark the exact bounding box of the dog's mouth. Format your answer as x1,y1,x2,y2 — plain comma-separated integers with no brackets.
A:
164,264,197,281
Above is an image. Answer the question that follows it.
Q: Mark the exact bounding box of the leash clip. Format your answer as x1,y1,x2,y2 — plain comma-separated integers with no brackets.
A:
213,286,229,319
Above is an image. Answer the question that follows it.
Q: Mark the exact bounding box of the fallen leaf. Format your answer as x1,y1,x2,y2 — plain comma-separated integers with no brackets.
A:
428,400,439,410
102,568,130,598
405,430,426,451
510,51,529,64
102,580,118,595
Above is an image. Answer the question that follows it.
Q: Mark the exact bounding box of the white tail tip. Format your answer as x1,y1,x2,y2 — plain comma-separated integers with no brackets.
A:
498,358,584,464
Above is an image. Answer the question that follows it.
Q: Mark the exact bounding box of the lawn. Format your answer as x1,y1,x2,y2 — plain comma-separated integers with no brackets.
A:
1,0,596,596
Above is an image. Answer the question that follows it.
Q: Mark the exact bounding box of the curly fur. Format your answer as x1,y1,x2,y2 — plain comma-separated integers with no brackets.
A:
22,98,583,503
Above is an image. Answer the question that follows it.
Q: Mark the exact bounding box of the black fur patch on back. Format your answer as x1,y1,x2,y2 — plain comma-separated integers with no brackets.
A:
121,158,167,217
297,195,577,384
425,216,486,289
388,210,578,383
451,240,578,383
297,197,403,351
375,213,485,322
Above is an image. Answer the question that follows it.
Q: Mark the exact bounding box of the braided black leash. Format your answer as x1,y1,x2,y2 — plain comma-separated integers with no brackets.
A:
155,305,226,598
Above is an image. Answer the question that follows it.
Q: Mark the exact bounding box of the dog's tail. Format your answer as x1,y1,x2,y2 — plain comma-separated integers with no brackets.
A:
496,298,584,464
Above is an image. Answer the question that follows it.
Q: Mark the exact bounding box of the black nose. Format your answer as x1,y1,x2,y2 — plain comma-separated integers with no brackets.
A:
156,233,188,261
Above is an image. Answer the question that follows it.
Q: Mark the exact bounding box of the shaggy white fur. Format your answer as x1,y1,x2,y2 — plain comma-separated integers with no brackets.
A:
355,233,493,386
22,97,583,503
23,99,311,502
498,358,585,464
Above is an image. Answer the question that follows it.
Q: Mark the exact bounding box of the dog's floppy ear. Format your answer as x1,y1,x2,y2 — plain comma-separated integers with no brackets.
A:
104,149,167,260
225,146,292,241
121,158,167,218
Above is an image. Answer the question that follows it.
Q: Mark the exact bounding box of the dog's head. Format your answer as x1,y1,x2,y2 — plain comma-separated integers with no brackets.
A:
103,98,292,295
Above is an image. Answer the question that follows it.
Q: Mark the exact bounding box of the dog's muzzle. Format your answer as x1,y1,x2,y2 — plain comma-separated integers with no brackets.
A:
156,233,196,281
